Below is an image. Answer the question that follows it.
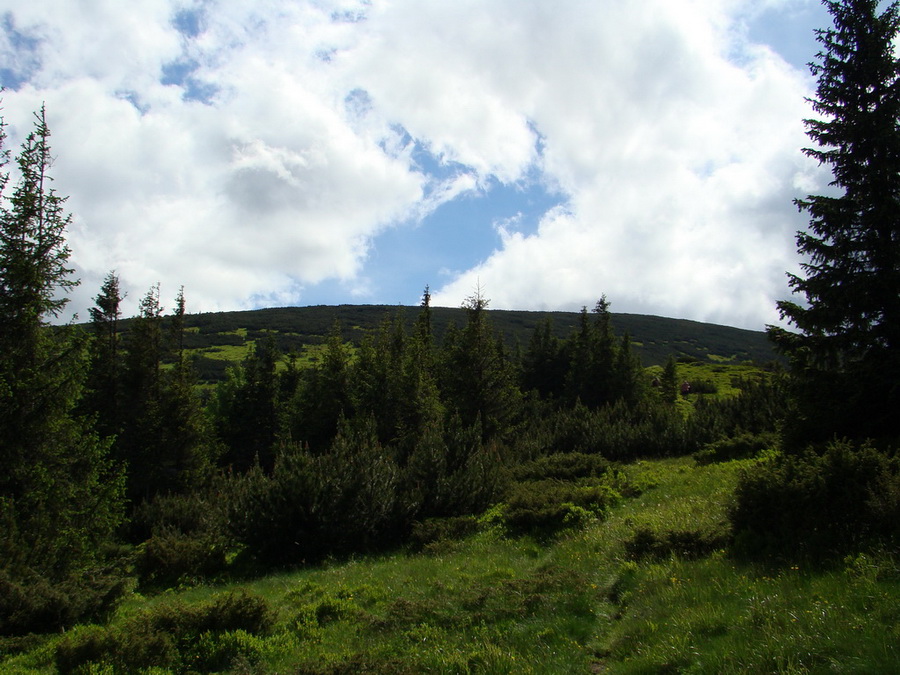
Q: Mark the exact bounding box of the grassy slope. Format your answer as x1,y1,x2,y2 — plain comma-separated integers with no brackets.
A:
138,305,778,385
5,456,898,674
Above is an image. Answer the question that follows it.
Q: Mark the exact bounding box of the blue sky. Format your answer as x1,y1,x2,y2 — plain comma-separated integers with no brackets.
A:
0,0,835,329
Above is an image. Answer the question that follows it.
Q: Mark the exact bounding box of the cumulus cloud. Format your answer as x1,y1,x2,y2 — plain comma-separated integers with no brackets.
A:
0,0,828,328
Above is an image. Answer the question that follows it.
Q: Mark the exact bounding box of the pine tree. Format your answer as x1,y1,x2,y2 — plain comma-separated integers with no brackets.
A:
660,355,679,406
769,0,900,443
0,108,123,632
83,271,124,438
439,286,520,439
214,333,281,471
522,318,566,399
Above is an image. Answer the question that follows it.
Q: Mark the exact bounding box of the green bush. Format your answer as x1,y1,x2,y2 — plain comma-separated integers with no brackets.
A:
693,431,779,465
530,400,693,460
0,566,128,636
409,516,480,552
186,629,263,673
687,376,788,447
624,525,730,560
500,479,621,539
510,452,612,481
55,591,273,674
731,440,900,556
131,491,230,588
135,527,227,589
227,416,404,566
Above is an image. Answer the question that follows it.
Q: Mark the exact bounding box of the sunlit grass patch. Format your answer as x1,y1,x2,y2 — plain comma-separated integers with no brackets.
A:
602,548,900,673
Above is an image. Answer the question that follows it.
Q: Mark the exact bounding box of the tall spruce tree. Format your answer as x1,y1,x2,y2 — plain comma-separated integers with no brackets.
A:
83,271,124,438
770,0,900,443
0,108,123,632
440,286,520,439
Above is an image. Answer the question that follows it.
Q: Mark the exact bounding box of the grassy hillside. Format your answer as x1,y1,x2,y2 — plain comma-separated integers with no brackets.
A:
4,453,896,674
124,304,779,384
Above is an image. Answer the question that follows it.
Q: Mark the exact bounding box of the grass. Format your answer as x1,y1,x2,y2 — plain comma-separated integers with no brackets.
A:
3,456,898,674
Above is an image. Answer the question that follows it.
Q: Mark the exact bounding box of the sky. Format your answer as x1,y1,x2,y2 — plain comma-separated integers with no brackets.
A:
0,0,835,330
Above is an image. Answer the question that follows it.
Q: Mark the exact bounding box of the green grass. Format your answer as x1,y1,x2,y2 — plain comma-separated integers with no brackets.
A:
4,456,897,674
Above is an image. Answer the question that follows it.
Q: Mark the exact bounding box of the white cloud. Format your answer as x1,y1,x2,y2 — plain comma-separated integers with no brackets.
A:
0,0,828,328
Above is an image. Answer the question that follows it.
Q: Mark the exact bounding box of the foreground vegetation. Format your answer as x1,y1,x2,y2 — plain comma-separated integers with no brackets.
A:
3,453,897,673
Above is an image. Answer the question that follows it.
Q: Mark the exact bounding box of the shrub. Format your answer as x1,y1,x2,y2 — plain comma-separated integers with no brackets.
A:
135,527,227,589
227,416,404,566
510,452,612,481
688,379,718,395
54,591,273,674
131,490,230,589
500,479,621,539
409,516,480,552
693,431,779,465
731,440,900,556
624,525,730,560
686,376,788,447
0,566,128,636
56,623,177,675
403,415,505,521
530,400,693,461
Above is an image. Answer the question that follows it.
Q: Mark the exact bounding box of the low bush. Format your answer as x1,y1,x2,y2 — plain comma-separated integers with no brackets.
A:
532,401,693,460
500,479,622,539
0,566,128,636
509,452,612,481
131,490,230,589
624,525,730,561
693,431,779,465
409,515,480,552
731,440,900,557
55,591,273,674
135,527,227,589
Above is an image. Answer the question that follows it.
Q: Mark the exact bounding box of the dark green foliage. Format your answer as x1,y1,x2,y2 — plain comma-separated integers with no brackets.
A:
439,289,521,439
688,379,718,395
117,285,214,501
659,354,679,405
693,431,779,465
227,416,403,565
408,515,480,552
350,309,443,456
686,376,788,447
770,0,900,445
283,321,352,453
526,400,693,460
212,334,281,470
521,318,567,399
131,491,229,588
0,567,128,636
509,452,612,481
624,525,730,561
570,301,643,408
499,479,623,539
731,440,900,556
0,108,125,635
82,271,123,438
54,591,272,674
404,414,504,520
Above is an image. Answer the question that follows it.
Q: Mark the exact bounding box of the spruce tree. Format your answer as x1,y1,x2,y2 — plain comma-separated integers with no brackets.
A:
0,108,123,632
83,271,124,438
770,0,900,443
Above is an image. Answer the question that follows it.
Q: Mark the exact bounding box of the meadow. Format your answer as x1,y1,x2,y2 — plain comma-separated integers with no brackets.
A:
4,442,897,674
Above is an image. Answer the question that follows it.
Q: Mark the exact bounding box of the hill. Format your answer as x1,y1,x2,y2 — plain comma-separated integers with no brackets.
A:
125,304,779,383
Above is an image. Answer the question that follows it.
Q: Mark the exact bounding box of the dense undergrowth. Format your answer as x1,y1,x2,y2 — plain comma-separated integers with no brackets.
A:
2,453,897,674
